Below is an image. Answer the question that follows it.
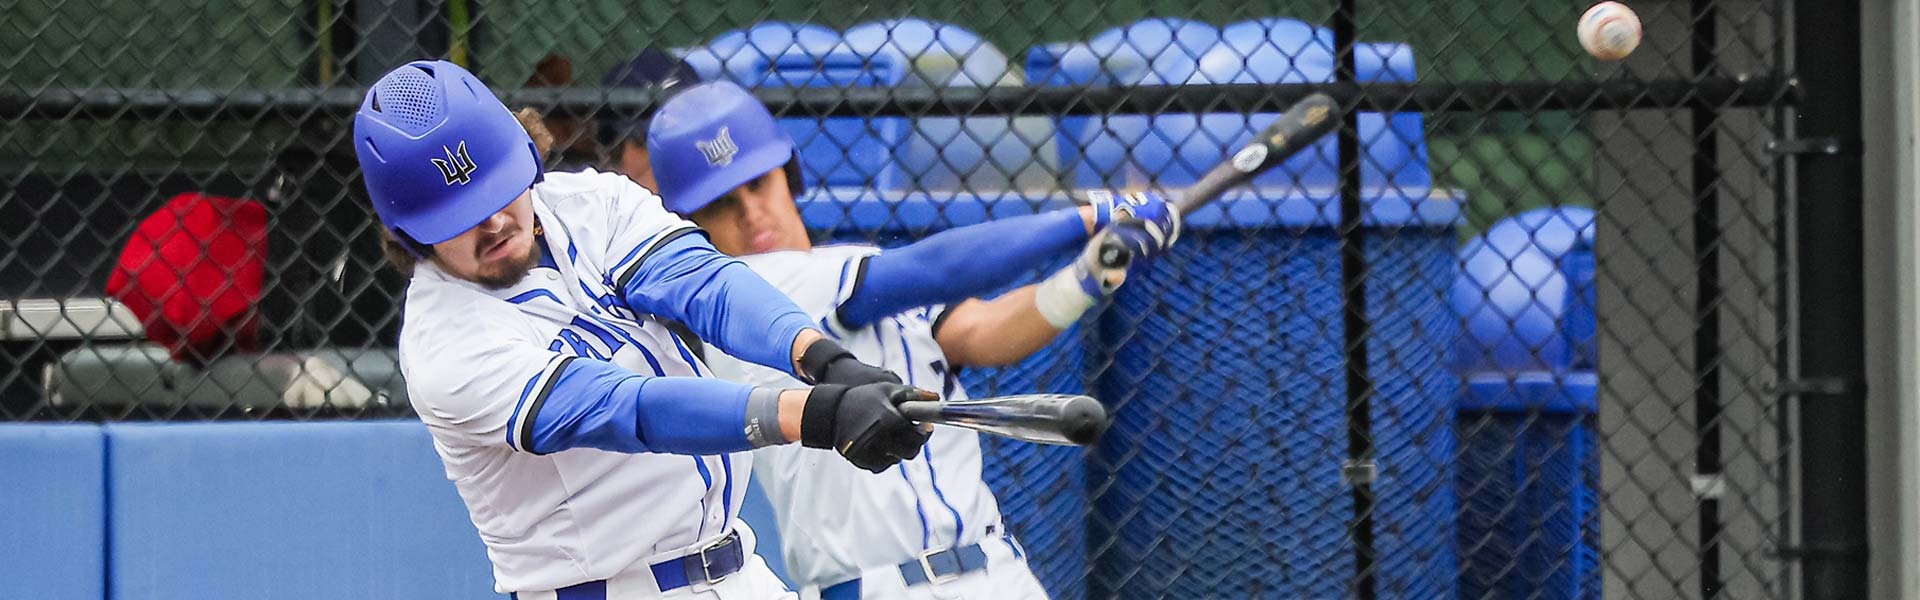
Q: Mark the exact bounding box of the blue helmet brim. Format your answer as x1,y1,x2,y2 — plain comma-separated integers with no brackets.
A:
662,143,795,216
399,140,541,245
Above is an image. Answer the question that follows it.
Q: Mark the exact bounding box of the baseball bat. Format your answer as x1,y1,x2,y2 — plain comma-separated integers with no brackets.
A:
1097,92,1344,269
897,392,1108,446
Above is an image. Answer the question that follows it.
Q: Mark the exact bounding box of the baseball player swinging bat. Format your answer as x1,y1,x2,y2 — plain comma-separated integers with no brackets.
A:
897,390,1108,446
881,94,1341,448
1097,92,1344,269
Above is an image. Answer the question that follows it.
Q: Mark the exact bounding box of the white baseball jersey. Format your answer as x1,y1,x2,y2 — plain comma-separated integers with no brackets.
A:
699,245,1008,588
401,169,756,594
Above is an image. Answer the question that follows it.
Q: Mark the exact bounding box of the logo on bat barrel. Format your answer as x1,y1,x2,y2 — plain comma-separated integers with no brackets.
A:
1304,104,1331,126
1232,145,1269,173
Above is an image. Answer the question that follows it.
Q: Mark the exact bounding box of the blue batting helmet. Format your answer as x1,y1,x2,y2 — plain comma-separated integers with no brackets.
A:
353,60,542,249
646,81,802,216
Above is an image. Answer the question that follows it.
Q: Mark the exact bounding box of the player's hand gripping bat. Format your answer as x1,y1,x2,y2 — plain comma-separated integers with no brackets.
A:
1096,92,1344,269
896,390,1108,446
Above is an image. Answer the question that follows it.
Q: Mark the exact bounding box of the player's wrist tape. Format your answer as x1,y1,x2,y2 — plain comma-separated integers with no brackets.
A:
798,338,855,384
799,384,848,449
1035,263,1100,329
744,387,789,447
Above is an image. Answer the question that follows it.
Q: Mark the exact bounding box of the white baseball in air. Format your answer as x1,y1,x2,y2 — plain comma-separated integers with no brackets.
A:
1578,2,1642,61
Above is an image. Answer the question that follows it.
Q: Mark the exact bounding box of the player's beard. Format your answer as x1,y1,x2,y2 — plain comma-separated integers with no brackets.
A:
470,235,543,290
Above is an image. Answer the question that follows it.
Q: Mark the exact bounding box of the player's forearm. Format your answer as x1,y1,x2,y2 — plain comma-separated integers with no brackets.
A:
622,233,816,376
933,287,1066,367
790,329,824,376
518,358,769,455
835,208,1091,329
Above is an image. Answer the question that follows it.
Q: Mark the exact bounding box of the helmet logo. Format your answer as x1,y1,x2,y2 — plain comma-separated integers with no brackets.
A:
697,126,738,167
433,141,479,186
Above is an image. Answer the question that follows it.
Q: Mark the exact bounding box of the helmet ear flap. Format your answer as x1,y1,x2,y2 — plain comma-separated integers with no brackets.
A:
393,228,433,258
784,152,805,198
528,141,547,183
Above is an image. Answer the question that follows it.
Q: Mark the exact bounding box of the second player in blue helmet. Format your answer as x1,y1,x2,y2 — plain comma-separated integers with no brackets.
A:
352,60,944,599
647,81,805,224
646,80,1181,599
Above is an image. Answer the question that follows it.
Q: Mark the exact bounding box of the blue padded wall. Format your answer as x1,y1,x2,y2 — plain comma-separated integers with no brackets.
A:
104,421,501,600
0,424,105,600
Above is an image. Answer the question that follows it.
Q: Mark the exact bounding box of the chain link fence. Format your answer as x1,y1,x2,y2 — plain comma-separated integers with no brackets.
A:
0,0,1824,597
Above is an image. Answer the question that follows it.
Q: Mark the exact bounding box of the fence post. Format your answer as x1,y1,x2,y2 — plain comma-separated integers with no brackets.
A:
1792,0,1868,598
1690,0,1725,596
1332,1,1378,598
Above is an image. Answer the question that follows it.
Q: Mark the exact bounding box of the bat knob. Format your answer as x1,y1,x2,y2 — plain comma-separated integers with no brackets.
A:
1096,235,1132,270
1057,395,1110,445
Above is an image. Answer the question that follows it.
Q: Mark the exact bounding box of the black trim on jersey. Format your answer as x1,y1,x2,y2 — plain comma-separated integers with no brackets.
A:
664,320,706,362
520,356,578,455
829,254,874,332
613,226,704,293
929,305,956,339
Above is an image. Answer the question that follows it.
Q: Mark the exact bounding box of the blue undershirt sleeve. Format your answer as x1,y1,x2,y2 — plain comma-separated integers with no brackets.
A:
618,230,816,377
836,209,1089,329
523,356,757,455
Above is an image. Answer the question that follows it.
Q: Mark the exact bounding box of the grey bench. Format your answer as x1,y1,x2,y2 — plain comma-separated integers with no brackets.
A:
45,344,408,412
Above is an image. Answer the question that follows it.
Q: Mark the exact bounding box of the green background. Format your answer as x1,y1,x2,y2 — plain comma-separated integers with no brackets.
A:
1,0,1603,233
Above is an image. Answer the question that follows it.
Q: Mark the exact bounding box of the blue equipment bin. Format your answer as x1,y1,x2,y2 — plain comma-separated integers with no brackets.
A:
1450,207,1602,599
1455,373,1601,599
1026,18,1430,192
1451,207,1599,374
840,19,1051,193
682,22,912,190
1089,187,1462,599
802,188,1091,599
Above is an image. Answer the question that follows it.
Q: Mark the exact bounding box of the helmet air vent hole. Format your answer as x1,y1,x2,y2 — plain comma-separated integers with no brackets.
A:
370,66,445,135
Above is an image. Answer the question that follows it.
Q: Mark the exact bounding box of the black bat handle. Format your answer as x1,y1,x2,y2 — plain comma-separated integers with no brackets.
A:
897,395,1109,446
1093,93,1339,270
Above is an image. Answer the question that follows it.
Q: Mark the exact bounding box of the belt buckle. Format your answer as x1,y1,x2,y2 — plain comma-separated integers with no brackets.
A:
916,548,963,586
698,534,735,585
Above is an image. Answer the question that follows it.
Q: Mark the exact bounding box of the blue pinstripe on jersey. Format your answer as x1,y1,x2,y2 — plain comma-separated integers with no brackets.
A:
894,317,965,548
721,455,734,526
668,332,705,377
693,457,714,540
899,466,932,551
922,442,964,549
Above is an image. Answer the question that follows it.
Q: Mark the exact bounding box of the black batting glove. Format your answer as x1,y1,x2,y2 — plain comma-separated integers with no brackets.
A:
799,338,900,387
800,382,930,473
